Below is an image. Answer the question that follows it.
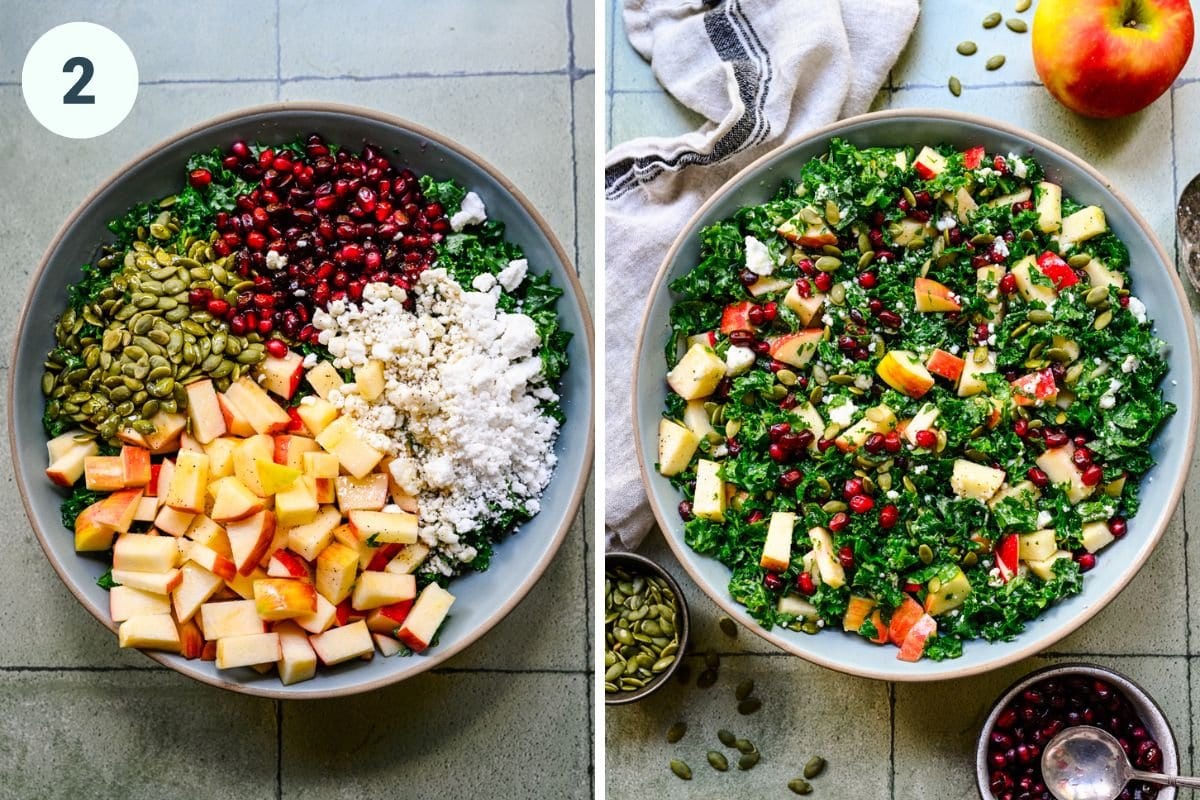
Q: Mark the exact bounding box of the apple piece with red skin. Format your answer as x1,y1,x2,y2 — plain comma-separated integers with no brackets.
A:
154,504,196,537
1010,369,1059,407
913,277,962,312
720,300,756,334
366,599,415,633
1033,0,1194,119
876,351,935,398
995,534,1020,583
187,541,238,581
224,377,291,435
132,495,159,523
75,502,116,552
913,146,948,180
84,455,126,491
232,435,276,497
46,438,100,487
226,510,276,576
177,619,205,660
351,571,417,611
963,145,986,170
274,435,321,471
777,210,838,248
184,379,228,445
316,540,360,605
216,392,256,437
925,349,965,383
334,597,365,627
285,506,341,562
395,583,455,653
896,614,937,662
94,489,145,533
253,578,318,620
267,550,312,580
335,474,389,513
172,562,225,623
365,542,403,572
293,592,337,634
111,568,183,595
254,350,305,400
164,450,209,513
47,430,88,462
1036,251,1080,290
143,410,188,454
373,633,404,657
211,476,266,523
768,330,822,369
121,446,151,487
309,619,374,666
348,509,419,545
686,331,717,349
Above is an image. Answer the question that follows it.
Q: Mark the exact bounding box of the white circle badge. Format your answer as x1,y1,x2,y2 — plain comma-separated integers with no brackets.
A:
22,22,139,139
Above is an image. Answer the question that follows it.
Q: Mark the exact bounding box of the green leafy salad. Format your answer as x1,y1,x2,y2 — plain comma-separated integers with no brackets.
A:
657,139,1174,661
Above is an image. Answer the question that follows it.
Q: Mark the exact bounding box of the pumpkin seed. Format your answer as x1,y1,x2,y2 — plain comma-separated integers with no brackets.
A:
1016,0,1031,10
1027,309,1053,323
1085,286,1110,308
982,11,1002,27
821,244,842,257
986,54,1007,71
777,369,798,387
1006,18,1027,32
737,698,762,715
918,544,935,564
815,255,841,272
957,41,978,56
948,76,963,97
824,199,840,225
822,500,848,514
789,778,814,795
666,721,687,743
804,756,827,778
902,187,917,207
858,250,876,269
735,679,755,701
1068,253,1092,268
1093,309,1113,330
737,751,761,770
718,728,737,747
707,751,729,772
735,738,756,754
670,760,692,780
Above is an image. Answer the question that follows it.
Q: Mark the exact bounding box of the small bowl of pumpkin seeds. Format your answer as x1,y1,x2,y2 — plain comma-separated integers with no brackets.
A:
604,551,690,704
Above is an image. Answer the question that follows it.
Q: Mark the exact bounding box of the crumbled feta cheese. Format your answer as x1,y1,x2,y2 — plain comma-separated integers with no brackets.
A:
827,399,857,427
497,258,528,292
724,346,756,376
853,374,873,391
450,191,487,232
1099,395,1116,410
265,250,288,271
301,353,318,369
321,270,559,567
913,465,927,474
976,167,997,180
987,567,1004,588
1009,154,1028,179
1121,355,1140,374
472,273,497,293
744,235,774,276
1127,296,1147,324
1036,510,1053,529
821,313,834,326
992,239,1010,259
936,214,957,232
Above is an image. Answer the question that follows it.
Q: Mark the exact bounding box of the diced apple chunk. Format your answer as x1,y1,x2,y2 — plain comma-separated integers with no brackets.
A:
294,592,338,634
1036,182,1062,234
692,459,726,522
84,455,125,491
1027,550,1073,581
666,343,726,400
305,361,344,400
316,541,360,604
111,568,183,595
165,450,209,513
347,509,418,545
226,510,277,576
113,533,180,573
200,599,265,639
118,614,181,652
657,418,699,477
224,377,291,435
385,543,431,576
309,619,375,665
351,571,417,611
807,526,845,589
354,360,386,402
950,459,1006,502
1036,443,1095,504
1018,529,1058,562
110,585,172,622
185,379,228,444
396,584,455,652
276,621,318,685
759,512,795,572
1059,206,1107,252
253,578,318,620
286,506,342,561
94,488,145,533
216,632,282,670
172,562,225,623
256,350,305,400
1011,255,1058,307
335,473,389,512
1082,521,1116,553
46,439,100,487
956,350,996,398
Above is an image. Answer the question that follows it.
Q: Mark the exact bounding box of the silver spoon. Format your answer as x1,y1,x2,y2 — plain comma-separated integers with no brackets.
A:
1176,172,1200,294
1041,726,1200,800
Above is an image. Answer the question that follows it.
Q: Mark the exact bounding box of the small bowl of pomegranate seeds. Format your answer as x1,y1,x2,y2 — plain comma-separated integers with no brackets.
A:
12,103,594,698
975,663,1178,800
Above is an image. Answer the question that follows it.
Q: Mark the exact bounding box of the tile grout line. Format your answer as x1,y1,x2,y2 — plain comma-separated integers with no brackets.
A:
607,0,617,146
275,700,283,800
888,682,896,800
274,0,282,101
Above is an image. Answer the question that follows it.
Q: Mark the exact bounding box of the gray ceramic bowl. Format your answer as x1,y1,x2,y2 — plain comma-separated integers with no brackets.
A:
633,108,1199,681
975,663,1179,799
10,103,594,698
604,551,690,705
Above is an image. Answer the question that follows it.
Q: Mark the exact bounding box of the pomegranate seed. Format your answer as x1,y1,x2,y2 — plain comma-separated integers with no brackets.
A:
729,330,755,348
206,299,229,317
875,250,895,263
763,573,785,591
864,433,885,454
814,272,833,292
1119,295,1130,308
999,272,1017,294
843,478,864,499
228,316,246,335
753,340,770,355
868,299,883,314
797,259,816,276
1081,464,1103,486
903,582,922,594
1072,447,1092,469
858,272,877,289
187,288,211,306
265,339,288,358
1043,430,1069,449
817,437,835,452
883,431,902,453
796,278,812,298
761,301,778,322
746,510,765,524
1108,517,1127,537
828,512,849,532
779,469,802,490
768,443,786,462
915,429,936,449
748,305,765,325
794,430,815,450
849,494,874,514
1027,467,1049,489
739,269,758,287
880,504,899,529
246,230,267,250
877,310,903,328
897,198,911,212
678,501,693,521
769,422,791,441
838,546,855,570
976,322,991,343
1013,418,1028,437
188,168,213,189
1076,553,1096,572
230,140,250,159
796,572,816,595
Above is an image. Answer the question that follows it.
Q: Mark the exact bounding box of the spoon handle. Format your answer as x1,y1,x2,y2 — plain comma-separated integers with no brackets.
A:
1128,767,1200,789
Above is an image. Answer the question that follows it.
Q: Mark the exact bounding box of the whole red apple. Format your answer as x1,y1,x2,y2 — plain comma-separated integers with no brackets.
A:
1033,0,1194,118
